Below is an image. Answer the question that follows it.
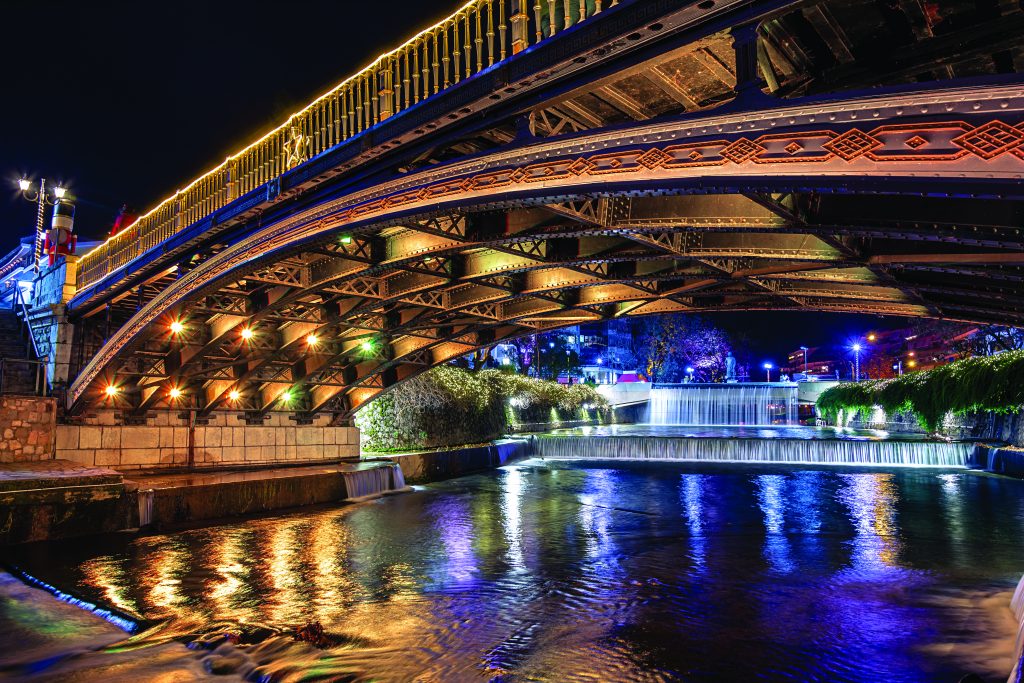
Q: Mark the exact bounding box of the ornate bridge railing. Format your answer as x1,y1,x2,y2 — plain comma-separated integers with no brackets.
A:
75,0,620,291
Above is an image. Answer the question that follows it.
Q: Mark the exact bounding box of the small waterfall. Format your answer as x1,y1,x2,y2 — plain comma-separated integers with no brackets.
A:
137,488,154,528
536,435,970,467
647,384,798,426
390,463,406,490
342,464,404,500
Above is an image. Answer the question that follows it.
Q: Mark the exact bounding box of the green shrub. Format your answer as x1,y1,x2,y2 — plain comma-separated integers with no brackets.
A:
356,366,608,451
816,350,1024,432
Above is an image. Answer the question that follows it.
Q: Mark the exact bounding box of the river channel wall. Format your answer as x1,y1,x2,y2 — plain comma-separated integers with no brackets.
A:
54,411,359,470
833,409,1024,446
377,438,532,484
0,396,56,463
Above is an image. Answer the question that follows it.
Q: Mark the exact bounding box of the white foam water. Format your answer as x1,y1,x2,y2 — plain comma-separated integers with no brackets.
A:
647,384,798,426
535,435,971,467
341,464,404,500
137,488,154,527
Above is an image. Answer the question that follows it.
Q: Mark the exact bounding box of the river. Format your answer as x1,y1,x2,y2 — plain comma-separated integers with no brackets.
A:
3,458,1024,681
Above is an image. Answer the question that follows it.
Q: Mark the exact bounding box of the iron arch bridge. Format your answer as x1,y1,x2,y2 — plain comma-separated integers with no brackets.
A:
61,0,1024,419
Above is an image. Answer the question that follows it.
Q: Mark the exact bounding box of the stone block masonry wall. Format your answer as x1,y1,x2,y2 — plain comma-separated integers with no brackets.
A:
0,396,57,462
56,411,359,470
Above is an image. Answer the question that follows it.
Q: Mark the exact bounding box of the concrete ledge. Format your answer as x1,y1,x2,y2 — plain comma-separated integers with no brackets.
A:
0,460,130,544
969,443,1024,478
129,461,402,529
376,438,532,485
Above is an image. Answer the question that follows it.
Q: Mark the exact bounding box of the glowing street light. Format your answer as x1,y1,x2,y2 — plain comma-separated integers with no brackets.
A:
104,385,119,397
240,326,254,341
228,389,241,402
360,339,375,354
168,387,183,400
852,343,863,382
685,366,695,382
306,333,319,347
763,362,773,382
280,390,293,404
169,320,185,335
16,176,70,272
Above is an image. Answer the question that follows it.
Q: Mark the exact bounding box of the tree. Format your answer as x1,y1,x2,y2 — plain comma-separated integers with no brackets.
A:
538,333,580,379
633,314,732,383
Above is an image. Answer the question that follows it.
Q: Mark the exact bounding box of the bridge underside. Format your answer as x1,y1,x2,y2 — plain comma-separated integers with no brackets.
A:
71,182,1024,420
64,0,1024,419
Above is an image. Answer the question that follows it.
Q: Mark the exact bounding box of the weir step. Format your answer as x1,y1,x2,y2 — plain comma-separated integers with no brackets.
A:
535,435,971,467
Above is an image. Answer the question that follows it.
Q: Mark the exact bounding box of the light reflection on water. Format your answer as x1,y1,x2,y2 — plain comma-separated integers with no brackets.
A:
7,459,1024,682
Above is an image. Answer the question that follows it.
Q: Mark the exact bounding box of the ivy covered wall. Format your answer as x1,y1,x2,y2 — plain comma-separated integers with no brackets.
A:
355,366,607,452
817,350,1024,433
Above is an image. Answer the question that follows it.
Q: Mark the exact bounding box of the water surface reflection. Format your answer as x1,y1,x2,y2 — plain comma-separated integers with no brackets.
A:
7,459,1024,682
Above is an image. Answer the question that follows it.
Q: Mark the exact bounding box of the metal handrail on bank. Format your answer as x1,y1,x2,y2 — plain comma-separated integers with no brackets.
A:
0,357,51,397
13,286,44,362
75,0,619,291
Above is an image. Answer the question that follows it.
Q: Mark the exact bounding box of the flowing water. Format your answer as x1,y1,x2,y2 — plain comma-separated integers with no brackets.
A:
537,425,971,467
647,384,799,426
4,459,1024,682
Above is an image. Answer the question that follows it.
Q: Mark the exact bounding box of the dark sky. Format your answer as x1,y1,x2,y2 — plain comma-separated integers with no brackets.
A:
0,0,907,360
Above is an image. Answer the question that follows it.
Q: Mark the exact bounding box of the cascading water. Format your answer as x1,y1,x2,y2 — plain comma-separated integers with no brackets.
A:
536,435,971,467
342,464,403,500
647,384,798,426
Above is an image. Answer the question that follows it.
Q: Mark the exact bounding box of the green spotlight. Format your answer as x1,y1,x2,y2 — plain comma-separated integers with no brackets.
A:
360,339,375,353
340,235,353,245
280,391,292,404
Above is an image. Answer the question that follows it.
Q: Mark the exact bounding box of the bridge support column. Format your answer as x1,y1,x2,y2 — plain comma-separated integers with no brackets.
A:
28,255,80,393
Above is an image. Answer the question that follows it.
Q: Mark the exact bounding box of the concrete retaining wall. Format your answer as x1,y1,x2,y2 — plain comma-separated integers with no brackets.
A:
969,444,1024,479
379,438,532,484
0,396,56,462
56,411,358,470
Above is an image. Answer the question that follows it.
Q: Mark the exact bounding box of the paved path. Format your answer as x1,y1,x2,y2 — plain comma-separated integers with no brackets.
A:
0,460,121,492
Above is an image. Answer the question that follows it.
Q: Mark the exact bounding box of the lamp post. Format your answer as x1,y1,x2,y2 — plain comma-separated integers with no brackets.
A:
763,362,773,382
799,346,808,374
852,343,862,382
16,178,67,273
685,366,695,382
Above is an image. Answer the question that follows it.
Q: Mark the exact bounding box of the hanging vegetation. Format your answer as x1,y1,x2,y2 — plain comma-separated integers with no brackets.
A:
816,350,1024,432
356,366,608,452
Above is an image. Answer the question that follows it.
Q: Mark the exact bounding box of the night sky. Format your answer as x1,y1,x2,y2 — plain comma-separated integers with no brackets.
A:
0,0,905,361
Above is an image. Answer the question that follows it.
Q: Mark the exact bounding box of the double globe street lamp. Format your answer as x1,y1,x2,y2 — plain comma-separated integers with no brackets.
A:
16,177,67,272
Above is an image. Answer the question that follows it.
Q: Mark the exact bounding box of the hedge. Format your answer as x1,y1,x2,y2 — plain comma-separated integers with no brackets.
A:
355,366,608,452
817,350,1024,432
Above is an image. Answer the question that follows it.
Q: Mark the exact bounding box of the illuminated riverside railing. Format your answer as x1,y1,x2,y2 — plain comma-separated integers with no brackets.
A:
76,0,619,291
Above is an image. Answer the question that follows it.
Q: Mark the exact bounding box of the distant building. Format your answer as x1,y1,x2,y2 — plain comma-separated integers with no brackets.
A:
578,319,636,383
